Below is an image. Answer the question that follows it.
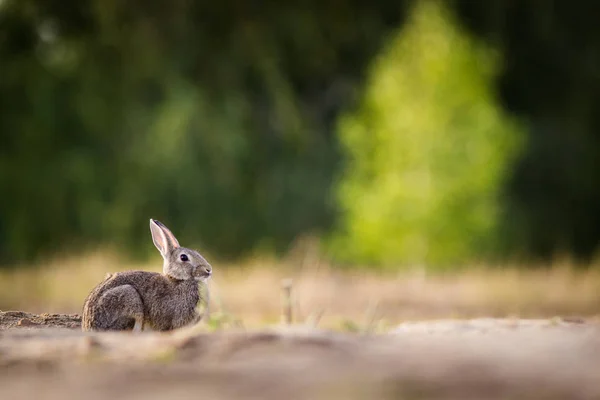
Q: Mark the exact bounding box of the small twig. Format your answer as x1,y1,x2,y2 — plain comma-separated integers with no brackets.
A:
210,279,226,314
197,281,211,324
362,298,380,335
281,279,293,325
305,309,325,328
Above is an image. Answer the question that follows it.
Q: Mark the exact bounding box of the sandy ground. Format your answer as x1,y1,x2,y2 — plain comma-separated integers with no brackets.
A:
1,311,599,400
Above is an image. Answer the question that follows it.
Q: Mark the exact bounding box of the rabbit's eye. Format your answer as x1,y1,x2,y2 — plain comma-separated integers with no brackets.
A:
180,254,189,262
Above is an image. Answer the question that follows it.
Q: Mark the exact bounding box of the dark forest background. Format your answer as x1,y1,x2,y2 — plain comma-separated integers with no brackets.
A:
1,0,599,268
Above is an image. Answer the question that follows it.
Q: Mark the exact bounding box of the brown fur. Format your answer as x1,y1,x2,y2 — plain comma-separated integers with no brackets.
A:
81,219,212,332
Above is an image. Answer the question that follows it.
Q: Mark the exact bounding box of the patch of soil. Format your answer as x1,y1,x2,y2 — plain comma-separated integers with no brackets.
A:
0,311,81,330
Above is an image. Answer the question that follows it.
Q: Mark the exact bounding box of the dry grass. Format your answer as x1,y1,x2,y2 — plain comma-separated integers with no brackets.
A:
1,250,599,330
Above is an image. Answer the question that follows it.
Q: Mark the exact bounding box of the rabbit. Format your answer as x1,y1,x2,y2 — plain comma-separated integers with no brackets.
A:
81,219,212,332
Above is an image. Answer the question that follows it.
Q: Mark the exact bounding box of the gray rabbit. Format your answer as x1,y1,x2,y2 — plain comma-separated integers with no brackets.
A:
81,219,212,332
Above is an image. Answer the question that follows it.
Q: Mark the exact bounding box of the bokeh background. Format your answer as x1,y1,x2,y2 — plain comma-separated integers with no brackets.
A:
1,0,600,325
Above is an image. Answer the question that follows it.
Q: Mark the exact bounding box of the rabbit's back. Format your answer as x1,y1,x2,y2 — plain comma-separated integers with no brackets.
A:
82,271,157,330
82,270,200,331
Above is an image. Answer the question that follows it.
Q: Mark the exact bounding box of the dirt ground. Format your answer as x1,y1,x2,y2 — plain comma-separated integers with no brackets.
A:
1,311,599,400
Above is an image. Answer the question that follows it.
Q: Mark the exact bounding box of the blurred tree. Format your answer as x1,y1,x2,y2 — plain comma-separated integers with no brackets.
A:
329,1,523,267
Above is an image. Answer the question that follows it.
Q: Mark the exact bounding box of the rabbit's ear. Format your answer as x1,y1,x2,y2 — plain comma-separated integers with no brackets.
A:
150,219,180,257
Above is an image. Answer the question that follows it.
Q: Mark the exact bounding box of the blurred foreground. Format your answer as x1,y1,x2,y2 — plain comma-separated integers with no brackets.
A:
0,312,599,400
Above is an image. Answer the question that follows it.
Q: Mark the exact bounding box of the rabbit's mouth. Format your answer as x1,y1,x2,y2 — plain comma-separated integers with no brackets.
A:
194,272,212,282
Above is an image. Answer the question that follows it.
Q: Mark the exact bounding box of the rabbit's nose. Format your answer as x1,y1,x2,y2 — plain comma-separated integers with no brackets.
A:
203,265,212,274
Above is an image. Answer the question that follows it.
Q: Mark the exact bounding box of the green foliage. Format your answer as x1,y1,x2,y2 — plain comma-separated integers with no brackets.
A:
340,319,361,333
329,1,524,268
204,312,244,331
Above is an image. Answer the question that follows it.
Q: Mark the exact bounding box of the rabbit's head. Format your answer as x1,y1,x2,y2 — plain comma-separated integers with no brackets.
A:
149,219,212,282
